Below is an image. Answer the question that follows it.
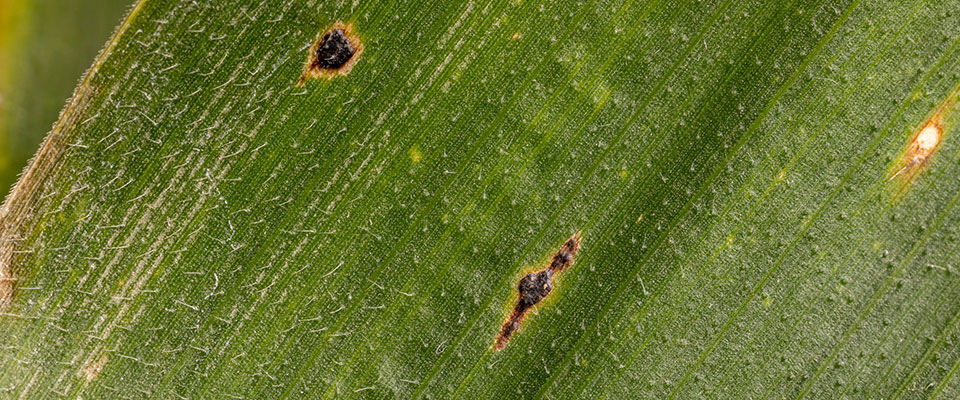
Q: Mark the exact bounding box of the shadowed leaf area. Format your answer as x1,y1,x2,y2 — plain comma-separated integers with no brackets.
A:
2,0,960,399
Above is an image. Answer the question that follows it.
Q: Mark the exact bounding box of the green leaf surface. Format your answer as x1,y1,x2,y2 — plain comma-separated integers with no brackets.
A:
2,0,960,398
0,0,132,197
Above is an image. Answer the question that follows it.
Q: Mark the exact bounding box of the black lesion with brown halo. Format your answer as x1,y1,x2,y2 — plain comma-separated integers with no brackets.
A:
494,232,581,350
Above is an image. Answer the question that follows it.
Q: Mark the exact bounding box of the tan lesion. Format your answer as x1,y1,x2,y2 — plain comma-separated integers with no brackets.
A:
297,21,364,86
79,353,109,382
0,261,13,313
888,92,955,188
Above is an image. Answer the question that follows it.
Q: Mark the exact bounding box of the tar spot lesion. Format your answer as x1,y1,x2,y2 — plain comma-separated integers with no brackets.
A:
494,232,581,351
298,21,364,85
315,29,354,69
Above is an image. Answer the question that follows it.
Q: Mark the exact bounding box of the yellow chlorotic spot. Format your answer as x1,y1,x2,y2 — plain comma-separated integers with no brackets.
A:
511,31,521,41
408,146,422,163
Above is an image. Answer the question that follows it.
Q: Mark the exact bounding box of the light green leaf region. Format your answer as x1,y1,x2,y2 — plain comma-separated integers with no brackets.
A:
2,0,960,399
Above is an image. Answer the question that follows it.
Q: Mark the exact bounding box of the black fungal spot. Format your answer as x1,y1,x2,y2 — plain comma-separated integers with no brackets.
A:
517,270,554,310
495,232,581,350
313,29,355,70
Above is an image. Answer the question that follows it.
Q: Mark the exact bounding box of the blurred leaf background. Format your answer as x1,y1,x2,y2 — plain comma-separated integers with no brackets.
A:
0,0,130,196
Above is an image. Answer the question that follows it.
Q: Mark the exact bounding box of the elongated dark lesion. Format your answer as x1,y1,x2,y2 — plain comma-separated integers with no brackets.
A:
494,232,581,351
